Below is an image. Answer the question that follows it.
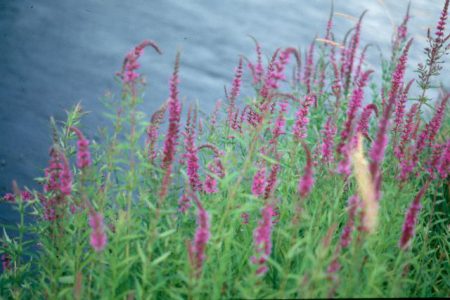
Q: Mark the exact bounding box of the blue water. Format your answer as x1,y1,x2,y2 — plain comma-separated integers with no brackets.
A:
0,0,446,223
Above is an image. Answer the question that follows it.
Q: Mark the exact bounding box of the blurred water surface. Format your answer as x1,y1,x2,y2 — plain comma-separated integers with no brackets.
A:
0,0,445,222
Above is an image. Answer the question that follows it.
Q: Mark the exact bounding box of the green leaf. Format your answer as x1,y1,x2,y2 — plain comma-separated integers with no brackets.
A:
151,252,171,266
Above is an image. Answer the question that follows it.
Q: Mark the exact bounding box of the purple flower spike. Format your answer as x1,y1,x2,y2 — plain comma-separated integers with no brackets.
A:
399,182,429,250
252,165,267,197
188,193,211,277
89,211,108,252
298,142,314,199
321,117,337,164
70,127,92,169
160,53,182,201
251,203,274,277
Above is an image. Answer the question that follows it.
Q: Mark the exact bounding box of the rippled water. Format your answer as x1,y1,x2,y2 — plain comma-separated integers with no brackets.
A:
0,0,445,222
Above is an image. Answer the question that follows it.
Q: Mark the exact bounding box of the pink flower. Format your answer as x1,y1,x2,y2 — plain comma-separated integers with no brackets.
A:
160,53,182,201
405,94,448,180
339,195,360,248
247,37,264,85
70,127,92,169
59,154,72,196
227,57,243,123
357,103,378,138
251,203,274,276
434,0,449,39
391,4,410,55
424,94,449,146
264,163,280,200
210,99,222,128
437,140,450,178
184,107,202,191
393,80,414,135
270,101,288,145
298,142,314,198
178,194,191,214
293,94,315,140
2,190,33,203
203,173,218,194
321,117,337,164
353,44,369,83
337,70,372,155
396,103,419,163
119,40,162,85
252,165,267,197
188,194,211,277
303,41,315,94
324,5,334,40
146,101,168,163
330,43,341,100
260,48,300,101
343,11,366,92
89,211,108,252
370,39,412,200
44,147,72,219
399,182,429,250
3,193,15,202
1,251,11,272
241,212,250,225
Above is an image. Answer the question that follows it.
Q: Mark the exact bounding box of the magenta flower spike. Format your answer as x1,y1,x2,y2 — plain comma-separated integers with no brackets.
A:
270,101,288,145
247,37,264,85
160,53,182,200
434,0,449,40
395,103,419,161
405,94,448,180
259,47,299,102
120,40,161,85
44,148,72,198
393,4,410,51
424,93,449,146
321,116,337,164
184,107,202,192
188,193,211,277
343,11,366,92
59,154,72,196
337,70,372,155
353,44,369,83
88,210,108,252
330,43,342,100
210,99,222,128
203,162,218,194
303,41,315,94
178,194,191,214
146,101,168,163
399,182,429,250
1,191,32,203
264,163,280,200
357,103,378,138
427,142,445,178
339,195,360,249
437,140,450,178
393,80,414,135
293,94,315,140
69,126,92,169
252,165,267,197
298,142,314,198
324,2,334,41
227,57,243,126
369,39,412,200
251,202,274,276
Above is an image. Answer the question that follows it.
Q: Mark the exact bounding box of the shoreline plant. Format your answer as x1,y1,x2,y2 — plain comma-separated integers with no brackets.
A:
1,1,449,298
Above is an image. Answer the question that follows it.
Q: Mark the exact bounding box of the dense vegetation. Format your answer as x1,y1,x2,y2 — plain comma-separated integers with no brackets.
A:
1,1,449,299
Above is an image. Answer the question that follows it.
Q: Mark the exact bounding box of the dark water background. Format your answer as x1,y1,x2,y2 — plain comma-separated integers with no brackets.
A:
0,0,446,224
